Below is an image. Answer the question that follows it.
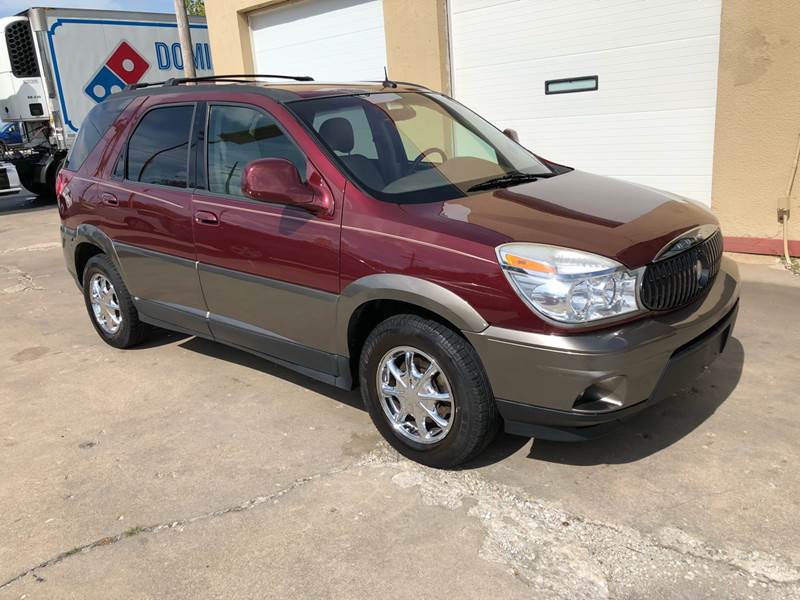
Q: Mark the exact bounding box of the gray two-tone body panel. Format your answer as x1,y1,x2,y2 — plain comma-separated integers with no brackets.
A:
111,242,344,384
199,262,339,355
334,273,490,356
114,242,211,336
61,223,122,284
62,226,741,441
198,262,343,382
465,256,741,436
65,231,490,391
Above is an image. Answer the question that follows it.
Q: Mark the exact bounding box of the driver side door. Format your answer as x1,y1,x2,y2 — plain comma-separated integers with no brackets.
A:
191,102,342,377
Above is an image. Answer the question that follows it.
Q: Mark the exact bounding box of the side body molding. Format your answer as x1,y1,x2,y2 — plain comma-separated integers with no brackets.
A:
336,274,490,356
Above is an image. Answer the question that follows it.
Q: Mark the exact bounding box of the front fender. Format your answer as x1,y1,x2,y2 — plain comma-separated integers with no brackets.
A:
335,274,489,356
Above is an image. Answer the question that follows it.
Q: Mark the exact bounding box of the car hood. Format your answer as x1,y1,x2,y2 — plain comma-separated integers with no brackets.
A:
400,169,719,268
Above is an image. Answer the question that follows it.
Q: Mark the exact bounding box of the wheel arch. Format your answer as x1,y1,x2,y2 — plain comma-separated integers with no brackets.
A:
71,224,124,284
337,274,489,384
74,242,104,284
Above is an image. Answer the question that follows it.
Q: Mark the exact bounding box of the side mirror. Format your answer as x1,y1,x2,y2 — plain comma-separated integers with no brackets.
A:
241,158,332,216
503,128,520,143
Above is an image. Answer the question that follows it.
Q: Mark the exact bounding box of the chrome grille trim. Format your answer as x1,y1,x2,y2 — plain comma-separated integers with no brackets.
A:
654,224,719,261
641,230,723,311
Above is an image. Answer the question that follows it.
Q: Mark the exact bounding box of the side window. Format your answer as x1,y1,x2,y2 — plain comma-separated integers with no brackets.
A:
206,104,306,198
65,96,133,171
126,105,194,188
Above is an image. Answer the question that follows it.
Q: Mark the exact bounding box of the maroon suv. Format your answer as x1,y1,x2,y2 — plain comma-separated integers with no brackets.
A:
58,75,740,467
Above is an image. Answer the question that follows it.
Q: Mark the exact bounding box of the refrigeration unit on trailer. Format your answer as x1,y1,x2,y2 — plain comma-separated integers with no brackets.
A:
0,7,212,196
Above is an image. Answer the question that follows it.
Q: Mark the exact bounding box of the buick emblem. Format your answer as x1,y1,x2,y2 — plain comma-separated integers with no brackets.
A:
671,238,695,254
695,258,709,288
655,225,719,261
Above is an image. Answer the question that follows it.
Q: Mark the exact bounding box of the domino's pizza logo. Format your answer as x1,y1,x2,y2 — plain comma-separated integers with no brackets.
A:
84,42,149,103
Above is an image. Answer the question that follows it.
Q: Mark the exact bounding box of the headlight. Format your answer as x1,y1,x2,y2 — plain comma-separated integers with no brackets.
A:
497,243,644,324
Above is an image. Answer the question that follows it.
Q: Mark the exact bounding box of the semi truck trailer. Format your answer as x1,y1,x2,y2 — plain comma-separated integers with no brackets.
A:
0,7,212,196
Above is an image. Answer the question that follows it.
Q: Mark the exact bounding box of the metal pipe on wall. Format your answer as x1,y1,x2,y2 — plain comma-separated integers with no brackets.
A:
780,133,800,265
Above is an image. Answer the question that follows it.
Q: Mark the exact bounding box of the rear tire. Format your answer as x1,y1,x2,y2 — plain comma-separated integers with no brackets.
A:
359,314,499,468
82,254,148,349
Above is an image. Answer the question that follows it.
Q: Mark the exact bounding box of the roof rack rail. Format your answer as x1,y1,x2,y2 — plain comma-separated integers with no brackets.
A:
127,80,165,90
393,80,433,91
126,73,314,90
367,79,433,91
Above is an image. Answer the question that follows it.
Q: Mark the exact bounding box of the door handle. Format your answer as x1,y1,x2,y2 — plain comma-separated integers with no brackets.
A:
194,210,219,226
102,192,119,206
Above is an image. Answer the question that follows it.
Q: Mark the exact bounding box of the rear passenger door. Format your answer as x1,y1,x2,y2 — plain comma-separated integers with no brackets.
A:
191,102,341,377
109,102,210,335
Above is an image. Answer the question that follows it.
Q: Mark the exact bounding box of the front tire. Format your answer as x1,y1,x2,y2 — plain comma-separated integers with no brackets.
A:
359,314,499,468
82,254,148,348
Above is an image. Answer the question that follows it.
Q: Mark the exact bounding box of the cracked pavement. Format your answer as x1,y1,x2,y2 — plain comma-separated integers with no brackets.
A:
1,196,799,599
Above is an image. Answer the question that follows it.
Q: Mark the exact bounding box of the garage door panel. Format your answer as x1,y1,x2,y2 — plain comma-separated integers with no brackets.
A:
455,37,721,121
252,27,386,54
450,0,722,203
452,1,721,69
253,31,387,79
453,0,519,13
250,0,384,49
504,109,716,201
250,0,387,82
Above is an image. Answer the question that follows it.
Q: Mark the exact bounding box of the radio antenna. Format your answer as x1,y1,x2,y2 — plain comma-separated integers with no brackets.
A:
382,66,398,89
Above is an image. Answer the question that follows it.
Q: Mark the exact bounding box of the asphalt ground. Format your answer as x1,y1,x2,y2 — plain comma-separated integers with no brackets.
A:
1,193,799,599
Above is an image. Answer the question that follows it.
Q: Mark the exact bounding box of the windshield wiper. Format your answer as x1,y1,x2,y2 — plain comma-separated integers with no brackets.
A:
467,171,553,192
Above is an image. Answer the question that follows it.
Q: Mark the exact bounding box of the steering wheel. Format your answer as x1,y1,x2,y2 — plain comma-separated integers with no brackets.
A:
411,147,447,169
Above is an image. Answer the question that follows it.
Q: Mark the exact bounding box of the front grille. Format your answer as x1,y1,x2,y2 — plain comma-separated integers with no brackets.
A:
640,230,723,311
0,168,8,189
5,20,39,78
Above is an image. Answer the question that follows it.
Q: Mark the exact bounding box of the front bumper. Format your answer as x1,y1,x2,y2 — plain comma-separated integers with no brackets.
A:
465,256,741,441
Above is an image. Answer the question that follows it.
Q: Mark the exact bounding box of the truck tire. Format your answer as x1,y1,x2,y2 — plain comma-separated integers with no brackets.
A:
27,181,48,197
17,168,47,197
359,314,500,468
16,156,64,198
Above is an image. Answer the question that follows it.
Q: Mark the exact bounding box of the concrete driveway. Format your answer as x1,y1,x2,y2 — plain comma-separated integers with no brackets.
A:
1,196,799,599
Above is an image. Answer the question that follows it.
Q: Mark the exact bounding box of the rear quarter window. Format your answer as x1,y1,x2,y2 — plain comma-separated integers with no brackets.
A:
125,104,195,188
65,96,133,171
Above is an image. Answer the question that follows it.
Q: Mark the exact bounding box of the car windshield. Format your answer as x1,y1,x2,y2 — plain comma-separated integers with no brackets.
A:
289,92,557,203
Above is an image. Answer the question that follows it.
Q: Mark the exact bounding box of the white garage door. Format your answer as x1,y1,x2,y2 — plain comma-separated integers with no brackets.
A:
249,0,388,82
449,0,722,204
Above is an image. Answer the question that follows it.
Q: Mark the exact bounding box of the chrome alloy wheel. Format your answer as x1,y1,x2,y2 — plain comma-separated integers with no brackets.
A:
376,346,454,444
89,273,122,335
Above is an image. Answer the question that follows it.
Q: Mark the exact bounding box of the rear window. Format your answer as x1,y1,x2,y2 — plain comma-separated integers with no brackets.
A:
65,96,133,171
